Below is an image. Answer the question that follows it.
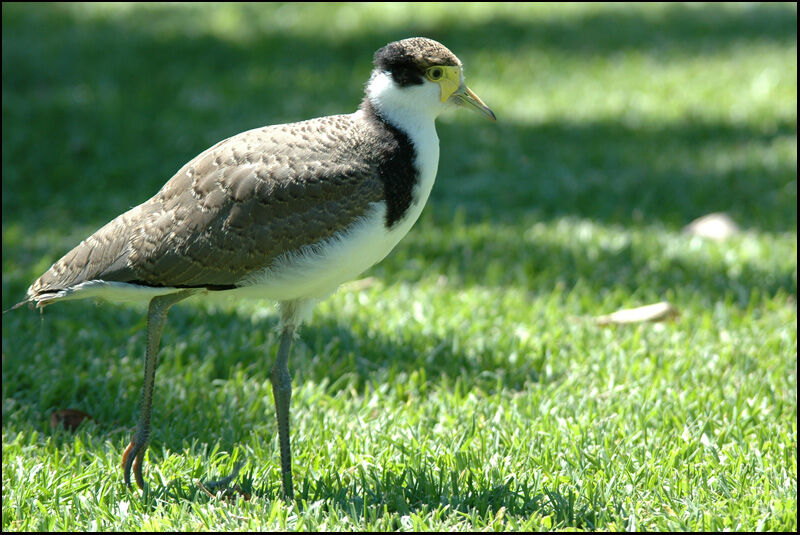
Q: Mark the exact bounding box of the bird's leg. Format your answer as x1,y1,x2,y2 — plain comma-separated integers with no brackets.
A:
122,290,195,489
270,324,295,500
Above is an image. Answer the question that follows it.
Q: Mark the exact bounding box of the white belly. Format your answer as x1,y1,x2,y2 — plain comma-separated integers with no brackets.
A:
238,199,424,301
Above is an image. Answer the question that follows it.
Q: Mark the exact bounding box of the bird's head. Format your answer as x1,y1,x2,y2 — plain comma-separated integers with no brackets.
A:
365,37,496,124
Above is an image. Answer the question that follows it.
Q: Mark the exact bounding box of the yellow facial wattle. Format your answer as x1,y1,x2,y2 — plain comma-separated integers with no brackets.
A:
426,65,461,102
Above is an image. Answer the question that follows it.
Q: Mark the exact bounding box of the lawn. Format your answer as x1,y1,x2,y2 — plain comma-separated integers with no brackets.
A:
2,2,796,531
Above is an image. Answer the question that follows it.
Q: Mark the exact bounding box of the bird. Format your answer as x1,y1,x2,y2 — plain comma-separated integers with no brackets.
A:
20,37,495,500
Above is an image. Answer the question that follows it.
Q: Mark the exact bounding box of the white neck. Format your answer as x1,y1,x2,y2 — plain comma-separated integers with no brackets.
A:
364,70,447,139
363,69,442,228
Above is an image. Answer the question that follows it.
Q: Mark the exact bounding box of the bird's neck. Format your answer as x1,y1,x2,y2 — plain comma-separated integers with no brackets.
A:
362,69,441,180
362,70,441,143
359,71,441,230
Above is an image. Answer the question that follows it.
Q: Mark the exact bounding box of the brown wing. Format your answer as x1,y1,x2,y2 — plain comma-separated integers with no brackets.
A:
29,113,389,299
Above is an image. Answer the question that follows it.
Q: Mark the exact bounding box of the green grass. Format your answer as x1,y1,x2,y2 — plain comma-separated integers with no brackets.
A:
2,2,796,531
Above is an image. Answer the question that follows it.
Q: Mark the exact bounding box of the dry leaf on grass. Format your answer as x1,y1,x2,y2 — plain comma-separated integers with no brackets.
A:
595,301,679,326
684,212,740,240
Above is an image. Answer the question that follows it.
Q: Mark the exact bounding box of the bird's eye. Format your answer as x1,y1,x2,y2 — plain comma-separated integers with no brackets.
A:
426,67,444,81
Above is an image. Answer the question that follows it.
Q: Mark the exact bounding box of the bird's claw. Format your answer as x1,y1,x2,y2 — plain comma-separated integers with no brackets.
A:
122,440,147,489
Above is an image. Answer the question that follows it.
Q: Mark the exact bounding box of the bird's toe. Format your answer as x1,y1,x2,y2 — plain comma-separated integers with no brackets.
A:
122,440,147,490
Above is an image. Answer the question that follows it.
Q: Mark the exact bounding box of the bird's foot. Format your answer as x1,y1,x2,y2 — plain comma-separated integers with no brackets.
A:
122,439,147,489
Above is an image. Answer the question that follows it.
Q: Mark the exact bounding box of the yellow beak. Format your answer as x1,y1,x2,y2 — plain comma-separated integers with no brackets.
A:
450,83,496,122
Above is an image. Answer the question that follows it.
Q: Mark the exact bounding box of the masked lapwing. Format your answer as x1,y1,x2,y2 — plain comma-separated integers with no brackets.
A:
21,37,495,499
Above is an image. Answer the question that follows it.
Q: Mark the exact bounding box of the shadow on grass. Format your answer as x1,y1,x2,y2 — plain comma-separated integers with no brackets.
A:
435,117,797,232
287,468,607,530
427,2,798,59
134,462,611,530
